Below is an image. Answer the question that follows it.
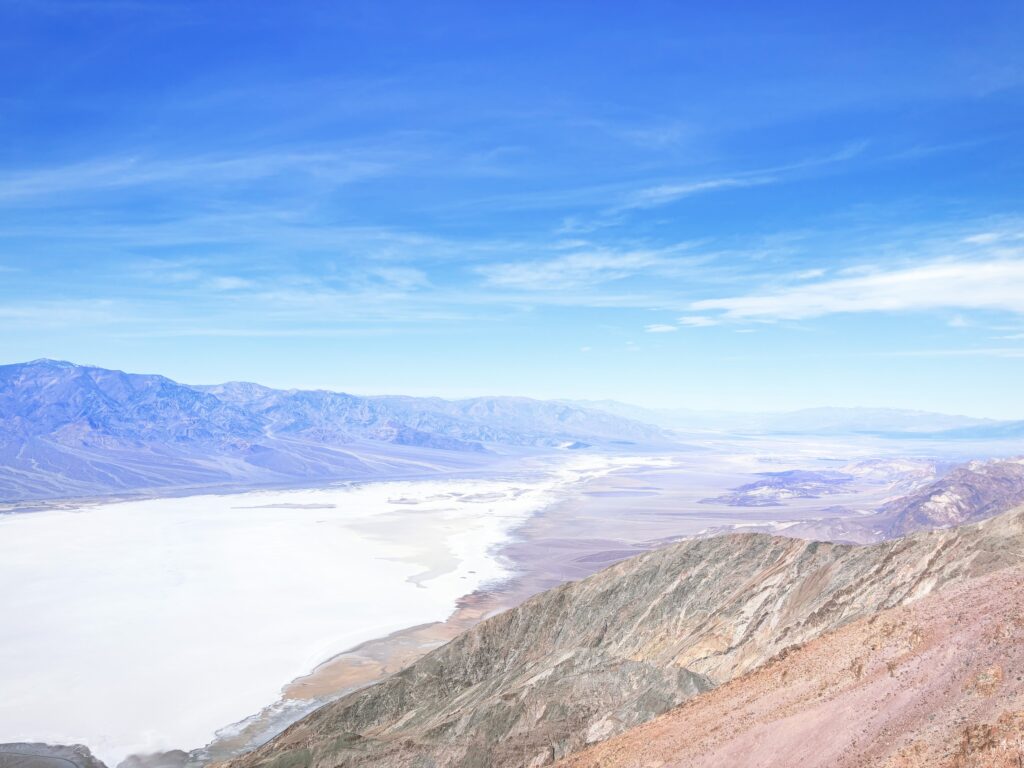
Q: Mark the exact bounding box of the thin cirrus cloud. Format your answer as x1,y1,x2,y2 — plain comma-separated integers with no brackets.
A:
554,141,871,235
475,247,704,291
615,176,773,212
207,276,256,291
0,150,402,203
644,316,719,333
677,315,719,327
690,258,1024,321
614,141,870,214
888,347,1024,359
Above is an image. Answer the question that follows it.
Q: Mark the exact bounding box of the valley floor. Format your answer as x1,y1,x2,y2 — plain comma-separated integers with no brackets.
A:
0,453,681,765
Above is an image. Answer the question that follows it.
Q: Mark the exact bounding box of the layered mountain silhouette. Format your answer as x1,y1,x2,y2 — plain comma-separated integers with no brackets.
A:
0,359,669,501
5,359,1017,504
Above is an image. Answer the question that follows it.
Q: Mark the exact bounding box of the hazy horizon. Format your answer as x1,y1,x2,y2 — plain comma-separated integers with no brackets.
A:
1,356,1016,422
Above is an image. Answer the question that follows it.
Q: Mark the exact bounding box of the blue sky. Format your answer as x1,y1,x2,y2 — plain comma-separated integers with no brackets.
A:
1,1,1023,416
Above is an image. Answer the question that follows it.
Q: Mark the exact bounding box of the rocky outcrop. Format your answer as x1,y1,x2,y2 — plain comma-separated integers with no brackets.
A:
226,505,1024,768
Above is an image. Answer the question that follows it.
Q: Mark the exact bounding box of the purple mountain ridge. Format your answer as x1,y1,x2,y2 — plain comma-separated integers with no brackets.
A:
0,360,670,502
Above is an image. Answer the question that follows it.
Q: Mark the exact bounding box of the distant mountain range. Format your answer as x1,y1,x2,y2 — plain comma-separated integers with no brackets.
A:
0,360,668,502
568,400,1019,438
2,359,1019,503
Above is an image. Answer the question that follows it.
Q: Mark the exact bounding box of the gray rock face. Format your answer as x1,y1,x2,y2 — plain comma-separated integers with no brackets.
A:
227,504,1024,768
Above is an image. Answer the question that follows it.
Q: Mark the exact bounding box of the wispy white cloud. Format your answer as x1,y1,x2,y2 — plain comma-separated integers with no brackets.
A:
0,151,396,202
111,326,407,339
693,257,1024,320
639,313,719,335
677,315,719,327
948,314,969,328
616,177,772,211
366,267,430,290
618,142,869,214
793,268,827,280
476,245,704,291
619,120,692,149
553,141,872,235
0,300,123,327
207,276,255,291
962,232,1004,245
886,347,1024,359
571,116,694,150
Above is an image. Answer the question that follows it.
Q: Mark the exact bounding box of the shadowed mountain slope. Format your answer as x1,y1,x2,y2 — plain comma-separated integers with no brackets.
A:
225,504,1024,768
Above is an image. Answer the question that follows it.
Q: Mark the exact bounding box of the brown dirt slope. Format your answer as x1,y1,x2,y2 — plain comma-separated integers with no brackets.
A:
559,564,1024,768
